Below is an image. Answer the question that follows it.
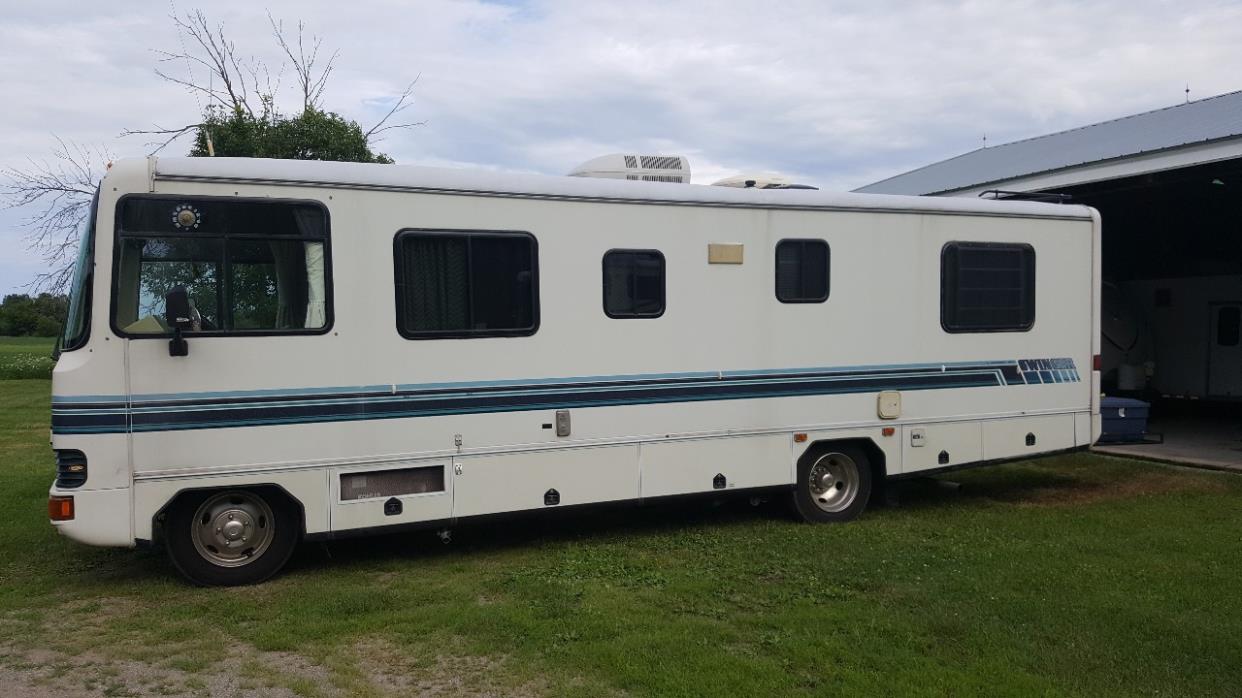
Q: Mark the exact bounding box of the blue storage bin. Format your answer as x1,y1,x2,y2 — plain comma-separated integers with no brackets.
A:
1099,397,1150,443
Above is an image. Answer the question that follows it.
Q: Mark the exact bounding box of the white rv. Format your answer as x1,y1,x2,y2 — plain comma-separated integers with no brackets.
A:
48,157,1102,585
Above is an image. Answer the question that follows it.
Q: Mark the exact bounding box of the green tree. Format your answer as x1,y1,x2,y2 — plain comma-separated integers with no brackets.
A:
0,294,68,337
189,107,394,163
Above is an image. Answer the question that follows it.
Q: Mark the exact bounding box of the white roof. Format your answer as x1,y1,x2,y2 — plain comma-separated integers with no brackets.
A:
857,89,1242,196
138,156,1092,220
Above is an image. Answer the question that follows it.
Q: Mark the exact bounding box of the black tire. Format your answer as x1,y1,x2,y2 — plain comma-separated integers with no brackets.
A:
165,488,299,586
790,444,873,523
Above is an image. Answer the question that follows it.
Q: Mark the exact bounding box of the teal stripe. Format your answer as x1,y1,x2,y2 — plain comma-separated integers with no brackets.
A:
52,359,1020,405
113,369,1007,416
103,376,997,433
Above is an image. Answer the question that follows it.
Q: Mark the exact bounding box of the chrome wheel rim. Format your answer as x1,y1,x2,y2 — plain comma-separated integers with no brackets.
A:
807,452,860,513
191,492,275,568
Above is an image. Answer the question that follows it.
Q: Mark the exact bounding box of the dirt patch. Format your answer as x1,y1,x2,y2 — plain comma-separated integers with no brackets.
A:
0,644,302,697
349,637,543,698
0,599,544,697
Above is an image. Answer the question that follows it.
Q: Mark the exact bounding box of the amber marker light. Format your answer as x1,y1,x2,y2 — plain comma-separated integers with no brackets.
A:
48,496,74,522
793,433,808,443
882,427,895,437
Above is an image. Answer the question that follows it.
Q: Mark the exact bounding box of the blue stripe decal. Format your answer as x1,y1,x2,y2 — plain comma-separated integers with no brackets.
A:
50,357,1079,434
52,359,1028,405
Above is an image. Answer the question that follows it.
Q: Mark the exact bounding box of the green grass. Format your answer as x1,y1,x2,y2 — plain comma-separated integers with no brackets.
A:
0,336,56,379
2,375,1241,696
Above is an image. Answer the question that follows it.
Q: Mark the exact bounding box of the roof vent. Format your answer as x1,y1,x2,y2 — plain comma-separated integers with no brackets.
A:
712,173,818,190
569,154,691,184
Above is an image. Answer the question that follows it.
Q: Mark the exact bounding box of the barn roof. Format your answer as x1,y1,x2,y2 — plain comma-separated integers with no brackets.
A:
856,90,1242,195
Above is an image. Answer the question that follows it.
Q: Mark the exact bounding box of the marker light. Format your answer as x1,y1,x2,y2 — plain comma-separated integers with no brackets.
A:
48,496,75,522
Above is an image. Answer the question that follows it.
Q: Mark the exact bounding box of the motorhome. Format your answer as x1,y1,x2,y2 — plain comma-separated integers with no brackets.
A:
48,157,1102,585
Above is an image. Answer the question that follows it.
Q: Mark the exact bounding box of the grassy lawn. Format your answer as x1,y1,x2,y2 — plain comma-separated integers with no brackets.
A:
0,336,55,379
2,361,1241,695
0,336,57,353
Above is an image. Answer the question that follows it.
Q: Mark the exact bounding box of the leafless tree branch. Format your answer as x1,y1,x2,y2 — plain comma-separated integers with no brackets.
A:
159,9,258,118
6,10,422,293
364,77,425,141
1,137,111,292
269,12,338,113
118,123,206,154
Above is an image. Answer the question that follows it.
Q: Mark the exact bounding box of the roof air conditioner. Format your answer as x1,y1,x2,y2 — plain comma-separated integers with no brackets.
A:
568,154,691,184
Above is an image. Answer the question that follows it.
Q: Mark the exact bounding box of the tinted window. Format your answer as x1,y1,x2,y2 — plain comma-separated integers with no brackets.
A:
1218,306,1240,347
603,250,665,318
113,197,330,335
941,242,1035,332
61,190,99,351
775,239,829,303
395,230,538,338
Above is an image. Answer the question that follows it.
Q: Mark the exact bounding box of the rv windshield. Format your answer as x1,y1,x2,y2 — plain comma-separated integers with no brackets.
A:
60,190,99,352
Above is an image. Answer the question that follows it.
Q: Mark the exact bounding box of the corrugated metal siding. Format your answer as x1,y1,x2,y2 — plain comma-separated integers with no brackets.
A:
856,90,1242,195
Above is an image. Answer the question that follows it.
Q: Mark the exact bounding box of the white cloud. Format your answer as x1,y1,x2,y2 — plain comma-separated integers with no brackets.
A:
3,0,1242,290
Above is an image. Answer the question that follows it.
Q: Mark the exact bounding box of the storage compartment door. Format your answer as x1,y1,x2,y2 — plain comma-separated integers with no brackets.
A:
902,422,983,472
982,414,1077,461
640,434,793,498
452,446,639,518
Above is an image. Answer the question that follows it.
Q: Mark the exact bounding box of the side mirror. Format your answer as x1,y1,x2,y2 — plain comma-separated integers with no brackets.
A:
165,287,191,357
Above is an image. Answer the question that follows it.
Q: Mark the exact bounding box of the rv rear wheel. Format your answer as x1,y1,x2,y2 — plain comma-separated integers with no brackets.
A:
791,445,872,523
165,489,298,586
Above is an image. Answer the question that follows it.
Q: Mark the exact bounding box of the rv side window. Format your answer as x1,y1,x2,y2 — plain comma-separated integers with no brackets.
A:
775,239,830,303
112,197,331,335
941,242,1035,333
602,250,665,318
394,230,539,338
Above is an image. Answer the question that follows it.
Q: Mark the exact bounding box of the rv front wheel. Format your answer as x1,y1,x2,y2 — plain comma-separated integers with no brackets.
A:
165,489,299,586
791,445,872,523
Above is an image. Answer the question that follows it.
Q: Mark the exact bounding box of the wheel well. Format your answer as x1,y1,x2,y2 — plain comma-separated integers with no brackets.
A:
801,437,888,486
152,484,306,545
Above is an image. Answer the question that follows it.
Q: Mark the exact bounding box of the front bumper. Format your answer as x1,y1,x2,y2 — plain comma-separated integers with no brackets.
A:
48,485,135,548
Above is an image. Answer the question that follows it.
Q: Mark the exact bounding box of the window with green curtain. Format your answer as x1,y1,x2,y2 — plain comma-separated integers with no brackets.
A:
395,230,538,338
775,239,829,303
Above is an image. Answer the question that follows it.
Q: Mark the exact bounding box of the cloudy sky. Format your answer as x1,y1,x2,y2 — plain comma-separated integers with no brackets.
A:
2,0,1240,292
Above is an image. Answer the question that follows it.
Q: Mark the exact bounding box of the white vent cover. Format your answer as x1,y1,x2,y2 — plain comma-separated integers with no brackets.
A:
568,154,691,184
712,173,818,190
